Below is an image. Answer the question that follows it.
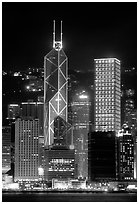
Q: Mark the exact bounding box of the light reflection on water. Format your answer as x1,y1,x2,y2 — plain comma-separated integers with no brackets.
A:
2,192,137,202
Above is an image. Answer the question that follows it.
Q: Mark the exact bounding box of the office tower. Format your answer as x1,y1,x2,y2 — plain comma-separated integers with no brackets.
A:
44,145,75,181
21,101,44,135
124,106,137,137
21,101,44,168
2,126,11,174
122,89,137,179
123,89,137,137
44,21,68,148
124,92,135,128
68,70,79,126
94,58,121,135
71,90,91,179
14,118,39,181
7,104,21,120
88,131,116,181
117,124,134,180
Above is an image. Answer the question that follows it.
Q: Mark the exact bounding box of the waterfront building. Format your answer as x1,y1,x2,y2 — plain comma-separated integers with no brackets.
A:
14,118,39,181
2,126,11,174
94,58,121,135
44,20,68,148
88,131,116,181
71,90,91,179
117,124,134,180
44,145,75,181
52,178,86,189
121,89,137,179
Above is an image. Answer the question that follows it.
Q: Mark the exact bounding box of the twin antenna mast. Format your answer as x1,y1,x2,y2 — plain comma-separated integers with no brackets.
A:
53,20,63,50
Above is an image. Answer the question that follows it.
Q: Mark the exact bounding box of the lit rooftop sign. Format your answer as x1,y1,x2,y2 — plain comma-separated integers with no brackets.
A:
79,95,88,99
9,104,19,107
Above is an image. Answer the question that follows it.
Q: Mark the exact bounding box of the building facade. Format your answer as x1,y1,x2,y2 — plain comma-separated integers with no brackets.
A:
44,21,68,148
94,58,121,135
44,146,75,181
14,118,39,181
71,90,91,179
88,131,116,181
123,89,137,138
21,101,44,169
2,126,11,174
117,125,134,180
21,101,44,136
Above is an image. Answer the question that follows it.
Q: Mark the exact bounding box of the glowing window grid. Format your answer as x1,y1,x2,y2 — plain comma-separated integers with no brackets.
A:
94,58,121,134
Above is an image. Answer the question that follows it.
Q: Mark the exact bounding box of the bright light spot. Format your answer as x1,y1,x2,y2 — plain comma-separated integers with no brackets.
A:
55,98,61,101
117,130,123,137
79,95,88,99
69,145,74,150
8,183,19,189
38,167,44,176
26,86,30,90
127,185,136,189
9,104,19,107
14,72,20,76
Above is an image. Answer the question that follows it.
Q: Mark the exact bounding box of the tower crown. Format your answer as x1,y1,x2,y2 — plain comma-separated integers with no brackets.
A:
53,20,63,50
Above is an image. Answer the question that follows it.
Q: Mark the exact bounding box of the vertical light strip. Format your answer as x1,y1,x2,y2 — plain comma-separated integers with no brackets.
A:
66,58,68,122
49,102,51,146
58,48,60,115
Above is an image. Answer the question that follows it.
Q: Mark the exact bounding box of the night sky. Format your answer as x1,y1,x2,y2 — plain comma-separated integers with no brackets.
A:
2,2,137,71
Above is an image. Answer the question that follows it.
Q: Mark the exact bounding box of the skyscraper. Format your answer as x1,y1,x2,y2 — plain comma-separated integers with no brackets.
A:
21,101,44,169
117,124,134,180
71,90,91,179
123,89,137,138
44,21,68,148
122,89,137,179
14,118,39,182
94,58,121,135
21,101,44,136
88,131,116,181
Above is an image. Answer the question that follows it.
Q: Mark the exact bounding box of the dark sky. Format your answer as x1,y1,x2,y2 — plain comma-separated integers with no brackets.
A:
2,2,137,71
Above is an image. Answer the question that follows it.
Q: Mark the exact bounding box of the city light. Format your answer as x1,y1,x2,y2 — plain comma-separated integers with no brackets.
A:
38,167,44,176
79,95,88,99
2,11,137,203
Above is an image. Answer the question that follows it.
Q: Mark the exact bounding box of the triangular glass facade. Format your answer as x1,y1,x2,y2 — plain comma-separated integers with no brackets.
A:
44,47,68,147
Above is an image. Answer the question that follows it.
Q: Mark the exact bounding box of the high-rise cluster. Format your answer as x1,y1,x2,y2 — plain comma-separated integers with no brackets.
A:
2,22,137,191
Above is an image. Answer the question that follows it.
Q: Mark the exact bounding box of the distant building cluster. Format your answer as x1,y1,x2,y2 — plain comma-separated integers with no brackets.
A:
2,22,137,191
